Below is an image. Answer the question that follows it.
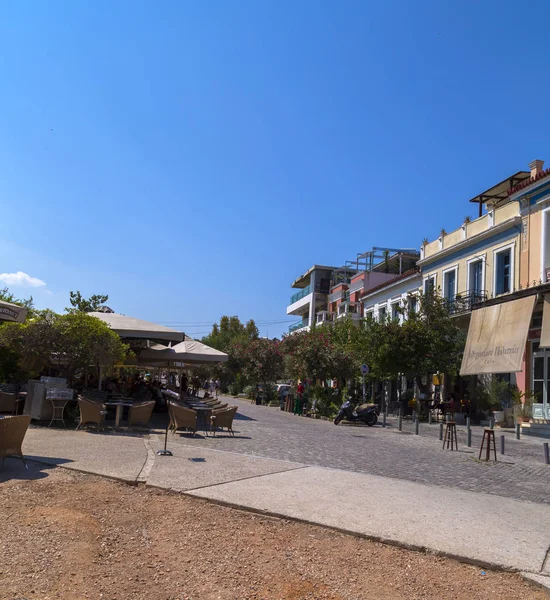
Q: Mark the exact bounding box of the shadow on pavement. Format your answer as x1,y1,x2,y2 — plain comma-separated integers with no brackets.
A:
0,457,72,483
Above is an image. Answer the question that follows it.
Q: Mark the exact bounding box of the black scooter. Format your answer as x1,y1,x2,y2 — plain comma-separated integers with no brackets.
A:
334,399,379,426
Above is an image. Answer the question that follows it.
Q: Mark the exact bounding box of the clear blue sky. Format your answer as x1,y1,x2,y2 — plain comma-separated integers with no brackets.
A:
1,1,549,339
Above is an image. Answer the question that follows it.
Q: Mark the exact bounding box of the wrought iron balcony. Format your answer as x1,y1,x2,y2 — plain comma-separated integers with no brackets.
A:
445,291,487,315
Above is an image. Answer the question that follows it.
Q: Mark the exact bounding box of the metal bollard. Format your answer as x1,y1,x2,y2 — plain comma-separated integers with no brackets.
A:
467,427,472,448
398,415,403,432
490,418,494,430
415,418,419,435
428,411,432,425
439,423,443,441
382,412,387,427
515,423,520,440
500,435,505,455
544,442,550,465
466,416,471,429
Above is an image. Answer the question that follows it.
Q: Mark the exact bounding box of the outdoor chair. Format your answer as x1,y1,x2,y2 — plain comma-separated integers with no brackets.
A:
0,391,17,414
169,402,197,437
76,397,106,431
209,406,238,437
0,415,31,469
128,401,155,427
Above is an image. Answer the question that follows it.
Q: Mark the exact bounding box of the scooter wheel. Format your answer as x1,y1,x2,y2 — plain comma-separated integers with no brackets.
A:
366,414,378,427
334,414,343,425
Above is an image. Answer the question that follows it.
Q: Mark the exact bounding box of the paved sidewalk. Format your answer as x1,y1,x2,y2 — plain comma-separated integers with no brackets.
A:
4,423,549,585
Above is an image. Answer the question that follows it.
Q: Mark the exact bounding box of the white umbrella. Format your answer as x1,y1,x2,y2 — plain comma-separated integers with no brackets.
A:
139,336,228,364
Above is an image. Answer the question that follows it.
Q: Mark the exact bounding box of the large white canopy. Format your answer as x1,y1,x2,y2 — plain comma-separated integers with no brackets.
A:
139,336,228,364
88,312,184,343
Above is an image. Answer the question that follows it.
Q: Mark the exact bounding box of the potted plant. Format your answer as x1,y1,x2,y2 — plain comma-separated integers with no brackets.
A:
487,378,510,424
512,386,533,424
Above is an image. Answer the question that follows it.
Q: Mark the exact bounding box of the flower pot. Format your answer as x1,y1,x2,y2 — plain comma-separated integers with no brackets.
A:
516,416,530,424
493,410,505,423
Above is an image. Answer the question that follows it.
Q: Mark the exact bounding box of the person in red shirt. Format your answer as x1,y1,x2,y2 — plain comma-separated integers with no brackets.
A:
294,382,305,415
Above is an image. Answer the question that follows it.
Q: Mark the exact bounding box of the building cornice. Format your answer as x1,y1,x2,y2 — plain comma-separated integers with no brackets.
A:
417,217,521,267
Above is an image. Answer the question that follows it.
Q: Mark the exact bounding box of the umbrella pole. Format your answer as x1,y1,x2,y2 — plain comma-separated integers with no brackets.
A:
157,417,173,456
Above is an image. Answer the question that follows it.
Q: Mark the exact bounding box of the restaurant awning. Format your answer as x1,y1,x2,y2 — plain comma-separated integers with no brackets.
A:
88,312,184,343
460,295,536,375
0,300,27,323
139,336,229,365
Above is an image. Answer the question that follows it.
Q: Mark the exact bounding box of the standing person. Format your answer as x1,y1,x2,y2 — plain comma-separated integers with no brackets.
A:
180,373,188,397
215,378,220,398
294,381,305,415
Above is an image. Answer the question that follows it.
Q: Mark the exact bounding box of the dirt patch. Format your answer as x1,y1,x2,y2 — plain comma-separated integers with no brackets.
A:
0,465,547,600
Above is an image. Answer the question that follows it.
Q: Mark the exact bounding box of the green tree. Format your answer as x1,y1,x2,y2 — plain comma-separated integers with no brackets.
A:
362,292,464,396
202,316,259,351
233,338,284,402
66,291,109,313
0,312,129,384
202,316,260,393
282,325,356,384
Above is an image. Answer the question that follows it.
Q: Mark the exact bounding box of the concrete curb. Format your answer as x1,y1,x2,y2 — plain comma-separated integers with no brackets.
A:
18,456,549,582
175,490,536,576
521,572,550,591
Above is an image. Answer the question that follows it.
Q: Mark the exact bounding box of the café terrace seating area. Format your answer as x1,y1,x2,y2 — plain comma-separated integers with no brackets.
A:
0,307,237,462
75,386,238,437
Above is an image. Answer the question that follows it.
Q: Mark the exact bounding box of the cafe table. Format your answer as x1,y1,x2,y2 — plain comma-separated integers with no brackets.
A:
104,397,134,427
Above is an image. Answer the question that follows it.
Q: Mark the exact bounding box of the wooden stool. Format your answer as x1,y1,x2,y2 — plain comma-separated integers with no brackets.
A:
442,421,458,450
479,428,497,461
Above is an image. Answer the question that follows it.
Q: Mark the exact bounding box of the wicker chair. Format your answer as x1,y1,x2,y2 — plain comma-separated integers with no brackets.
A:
76,397,106,431
169,402,197,437
210,406,238,437
0,391,17,414
128,401,155,427
0,415,31,469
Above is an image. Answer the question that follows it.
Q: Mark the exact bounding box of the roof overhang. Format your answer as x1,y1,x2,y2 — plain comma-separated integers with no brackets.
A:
469,171,530,207
291,265,338,288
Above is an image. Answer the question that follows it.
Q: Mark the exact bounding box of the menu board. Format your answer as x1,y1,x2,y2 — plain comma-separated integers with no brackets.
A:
46,388,74,400
41,376,67,384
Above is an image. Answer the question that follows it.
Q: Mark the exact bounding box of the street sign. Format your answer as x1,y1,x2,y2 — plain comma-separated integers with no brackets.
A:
361,364,369,375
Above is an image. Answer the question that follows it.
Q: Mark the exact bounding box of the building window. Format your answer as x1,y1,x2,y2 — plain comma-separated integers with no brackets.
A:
469,259,484,295
423,275,436,295
391,302,400,321
408,295,418,316
365,310,374,323
443,268,457,300
378,306,387,322
495,247,512,295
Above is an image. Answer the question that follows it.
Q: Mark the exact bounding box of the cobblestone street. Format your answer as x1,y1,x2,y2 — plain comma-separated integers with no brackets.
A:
161,396,550,505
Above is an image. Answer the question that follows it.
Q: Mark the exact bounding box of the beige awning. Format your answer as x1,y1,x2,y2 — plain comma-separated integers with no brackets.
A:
88,312,184,343
540,295,550,348
460,295,536,375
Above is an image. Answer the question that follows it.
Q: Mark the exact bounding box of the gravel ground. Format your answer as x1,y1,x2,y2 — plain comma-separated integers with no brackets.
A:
1,465,548,600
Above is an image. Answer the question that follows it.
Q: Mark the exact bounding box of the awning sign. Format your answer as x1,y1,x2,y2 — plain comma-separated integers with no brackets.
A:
0,300,26,323
460,295,535,375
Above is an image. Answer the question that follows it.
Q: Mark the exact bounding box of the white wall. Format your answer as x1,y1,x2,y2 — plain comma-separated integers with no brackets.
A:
363,276,422,323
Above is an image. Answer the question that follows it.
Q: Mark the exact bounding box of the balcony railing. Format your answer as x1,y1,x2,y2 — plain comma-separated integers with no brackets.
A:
289,285,311,305
445,291,488,315
289,320,308,333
